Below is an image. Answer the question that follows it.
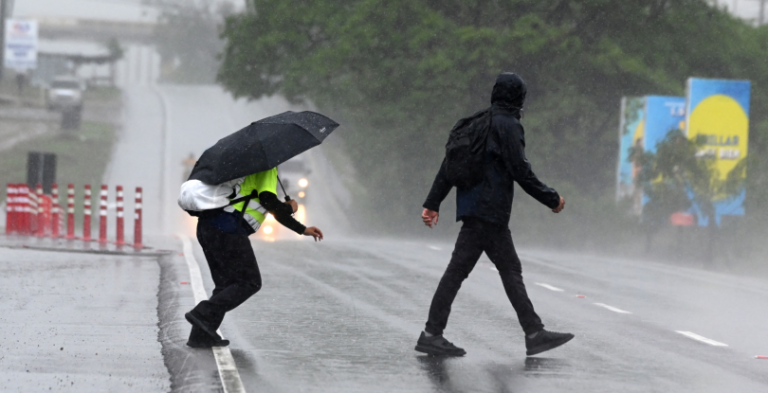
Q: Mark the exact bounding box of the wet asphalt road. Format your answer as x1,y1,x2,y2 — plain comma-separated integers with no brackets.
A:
185,237,767,393
112,85,768,392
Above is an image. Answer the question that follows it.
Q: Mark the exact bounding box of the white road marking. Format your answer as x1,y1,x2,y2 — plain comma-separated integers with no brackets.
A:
676,331,728,347
593,303,632,314
535,283,564,292
490,266,499,272
427,245,441,251
180,235,246,393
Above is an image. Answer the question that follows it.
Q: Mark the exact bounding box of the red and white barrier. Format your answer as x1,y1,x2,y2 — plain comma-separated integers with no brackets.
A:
51,184,60,238
83,185,92,241
99,185,108,243
66,184,75,239
134,187,142,248
20,184,31,235
5,184,15,234
28,185,38,235
115,185,125,245
19,184,31,235
36,184,45,237
4,182,144,247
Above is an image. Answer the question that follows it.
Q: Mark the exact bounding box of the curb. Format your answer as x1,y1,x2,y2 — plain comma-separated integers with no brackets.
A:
5,244,172,257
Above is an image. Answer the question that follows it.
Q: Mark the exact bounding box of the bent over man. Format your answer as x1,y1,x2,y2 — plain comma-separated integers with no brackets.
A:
182,166,323,348
415,72,574,357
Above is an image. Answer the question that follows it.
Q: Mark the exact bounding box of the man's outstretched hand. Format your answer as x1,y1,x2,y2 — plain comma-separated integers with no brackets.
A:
422,208,439,228
304,226,324,241
552,197,565,213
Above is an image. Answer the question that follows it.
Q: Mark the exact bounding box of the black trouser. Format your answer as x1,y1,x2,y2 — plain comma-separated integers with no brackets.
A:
425,218,544,336
191,218,262,331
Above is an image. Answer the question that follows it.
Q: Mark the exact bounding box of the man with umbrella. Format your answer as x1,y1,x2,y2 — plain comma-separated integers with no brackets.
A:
179,111,337,348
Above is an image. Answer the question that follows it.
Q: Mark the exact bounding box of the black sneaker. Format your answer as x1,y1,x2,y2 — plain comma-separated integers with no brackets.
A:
186,326,230,348
187,337,230,348
415,332,467,356
185,311,222,342
525,329,574,356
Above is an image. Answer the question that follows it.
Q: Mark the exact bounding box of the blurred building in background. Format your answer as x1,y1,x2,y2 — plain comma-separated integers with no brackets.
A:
11,0,161,87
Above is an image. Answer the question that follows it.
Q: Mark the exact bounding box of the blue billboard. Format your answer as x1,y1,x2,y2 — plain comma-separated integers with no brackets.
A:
616,97,645,212
685,78,750,226
644,96,686,153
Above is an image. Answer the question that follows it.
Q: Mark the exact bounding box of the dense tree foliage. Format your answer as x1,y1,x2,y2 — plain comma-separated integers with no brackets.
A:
218,0,768,237
637,131,747,227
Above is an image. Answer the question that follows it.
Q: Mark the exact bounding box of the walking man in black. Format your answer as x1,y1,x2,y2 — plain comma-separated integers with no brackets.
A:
415,72,574,357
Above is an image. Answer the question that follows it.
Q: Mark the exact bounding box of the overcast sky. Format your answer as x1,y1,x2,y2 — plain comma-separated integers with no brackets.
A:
13,0,246,23
11,0,767,24
713,0,765,22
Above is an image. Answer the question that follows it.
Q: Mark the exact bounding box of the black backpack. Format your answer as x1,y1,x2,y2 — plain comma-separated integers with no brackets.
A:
444,108,492,189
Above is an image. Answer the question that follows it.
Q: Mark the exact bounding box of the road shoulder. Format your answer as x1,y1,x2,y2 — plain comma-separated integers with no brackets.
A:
0,243,169,392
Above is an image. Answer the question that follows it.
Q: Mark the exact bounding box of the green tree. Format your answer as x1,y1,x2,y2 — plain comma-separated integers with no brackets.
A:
218,0,768,236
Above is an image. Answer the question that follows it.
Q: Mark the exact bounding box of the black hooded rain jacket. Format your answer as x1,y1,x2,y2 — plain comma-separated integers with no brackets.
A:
423,73,560,226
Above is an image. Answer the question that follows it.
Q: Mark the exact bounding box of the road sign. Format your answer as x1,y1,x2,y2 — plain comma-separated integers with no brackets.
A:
4,19,37,70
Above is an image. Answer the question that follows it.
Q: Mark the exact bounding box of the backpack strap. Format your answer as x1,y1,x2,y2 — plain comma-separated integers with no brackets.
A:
228,189,259,219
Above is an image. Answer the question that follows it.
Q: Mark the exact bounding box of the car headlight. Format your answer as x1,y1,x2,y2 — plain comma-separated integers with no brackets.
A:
263,225,273,234
298,191,305,198
298,178,309,188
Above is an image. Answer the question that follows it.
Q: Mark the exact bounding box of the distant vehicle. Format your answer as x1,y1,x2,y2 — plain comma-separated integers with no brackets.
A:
278,156,311,203
46,76,85,112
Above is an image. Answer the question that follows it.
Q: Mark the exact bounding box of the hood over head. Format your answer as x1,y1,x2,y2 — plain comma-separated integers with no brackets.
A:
491,72,526,109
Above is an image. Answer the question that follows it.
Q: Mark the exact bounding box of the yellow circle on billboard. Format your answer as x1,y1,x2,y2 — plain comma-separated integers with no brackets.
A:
687,94,748,181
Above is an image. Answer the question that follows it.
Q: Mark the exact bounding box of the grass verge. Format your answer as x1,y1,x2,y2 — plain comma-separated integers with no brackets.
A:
0,121,117,231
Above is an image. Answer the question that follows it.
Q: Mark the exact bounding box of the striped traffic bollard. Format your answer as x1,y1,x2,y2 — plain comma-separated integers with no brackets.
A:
51,184,60,238
36,184,44,237
5,184,12,234
99,184,108,243
14,183,23,234
5,184,14,234
19,184,29,235
66,184,75,239
115,185,125,245
134,187,142,248
28,184,38,235
20,184,30,235
83,185,92,241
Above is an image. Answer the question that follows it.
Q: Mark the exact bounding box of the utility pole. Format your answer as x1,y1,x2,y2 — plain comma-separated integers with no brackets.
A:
760,0,766,25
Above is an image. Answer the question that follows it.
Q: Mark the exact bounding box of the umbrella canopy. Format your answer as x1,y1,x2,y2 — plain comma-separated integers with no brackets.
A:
188,111,339,185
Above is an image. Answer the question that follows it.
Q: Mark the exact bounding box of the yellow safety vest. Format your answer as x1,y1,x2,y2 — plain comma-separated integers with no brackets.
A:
224,168,278,232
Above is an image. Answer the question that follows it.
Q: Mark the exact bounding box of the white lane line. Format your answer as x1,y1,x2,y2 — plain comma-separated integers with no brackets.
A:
593,303,632,314
535,283,564,292
427,245,441,251
180,236,207,302
180,235,246,393
676,331,728,347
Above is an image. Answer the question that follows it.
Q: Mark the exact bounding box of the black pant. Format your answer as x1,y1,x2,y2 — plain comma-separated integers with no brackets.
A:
191,218,262,330
425,218,544,336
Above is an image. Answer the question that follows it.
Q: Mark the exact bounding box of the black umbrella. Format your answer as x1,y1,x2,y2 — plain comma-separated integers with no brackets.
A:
188,111,339,188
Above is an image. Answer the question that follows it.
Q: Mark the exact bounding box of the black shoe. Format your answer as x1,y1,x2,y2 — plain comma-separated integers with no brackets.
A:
525,329,574,356
186,325,230,348
187,337,230,348
415,332,467,356
185,310,222,341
